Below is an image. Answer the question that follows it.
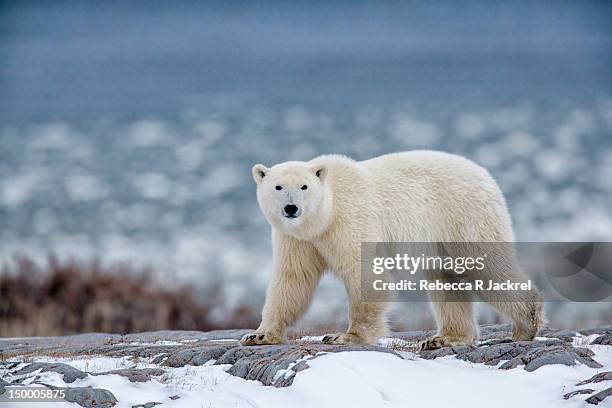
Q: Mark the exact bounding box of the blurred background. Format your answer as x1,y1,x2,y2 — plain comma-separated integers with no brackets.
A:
1,1,611,336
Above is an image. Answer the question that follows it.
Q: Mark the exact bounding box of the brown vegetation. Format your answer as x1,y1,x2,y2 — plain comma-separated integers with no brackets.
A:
0,256,259,337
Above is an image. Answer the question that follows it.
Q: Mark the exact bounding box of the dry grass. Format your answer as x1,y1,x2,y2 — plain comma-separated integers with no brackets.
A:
0,255,259,337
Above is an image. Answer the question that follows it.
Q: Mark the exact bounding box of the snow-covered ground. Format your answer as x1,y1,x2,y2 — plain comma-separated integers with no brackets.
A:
2,335,611,408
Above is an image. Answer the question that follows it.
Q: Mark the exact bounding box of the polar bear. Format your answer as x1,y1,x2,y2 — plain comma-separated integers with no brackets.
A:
241,151,543,349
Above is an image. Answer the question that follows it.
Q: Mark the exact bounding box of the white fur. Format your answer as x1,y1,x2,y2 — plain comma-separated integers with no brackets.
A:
241,151,543,347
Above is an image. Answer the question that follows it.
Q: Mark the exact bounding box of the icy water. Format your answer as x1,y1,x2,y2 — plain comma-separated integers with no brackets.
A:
1,2,612,306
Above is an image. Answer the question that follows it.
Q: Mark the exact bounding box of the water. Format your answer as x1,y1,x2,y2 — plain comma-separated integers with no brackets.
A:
1,2,611,316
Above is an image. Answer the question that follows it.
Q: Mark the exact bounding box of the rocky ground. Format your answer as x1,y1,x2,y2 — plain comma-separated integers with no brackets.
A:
1,324,611,407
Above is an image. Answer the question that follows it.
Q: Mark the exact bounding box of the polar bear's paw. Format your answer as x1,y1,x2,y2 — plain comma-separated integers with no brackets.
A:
419,335,474,351
419,335,451,351
321,332,365,345
240,331,284,346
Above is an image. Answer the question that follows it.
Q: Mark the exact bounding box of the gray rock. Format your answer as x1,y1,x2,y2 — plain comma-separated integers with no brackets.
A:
543,326,612,343
420,339,603,372
151,354,169,364
0,330,249,360
0,325,610,397
0,379,8,395
576,371,612,385
478,324,514,340
123,329,249,343
539,329,580,343
222,343,400,387
7,337,401,389
95,368,166,383
395,323,611,344
586,387,612,405
592,334,612,345
519,349,577,371
132,402,162,408
579,326,612,336
392,329,436,343
403,323,513,342
163,345,234,367
217,344,283,365
563,389,594,399
13,362,87,383
43,384,117,408
64,387,118,408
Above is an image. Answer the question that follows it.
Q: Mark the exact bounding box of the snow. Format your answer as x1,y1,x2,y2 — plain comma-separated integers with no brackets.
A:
271,355,312,385
297,335,325,342
572,334,601,348
5,335,611,408
377,337,413,349
127,340,184,346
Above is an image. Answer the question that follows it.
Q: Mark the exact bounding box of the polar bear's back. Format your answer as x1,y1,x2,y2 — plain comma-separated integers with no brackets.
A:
361,151,492,186
359,151,514,242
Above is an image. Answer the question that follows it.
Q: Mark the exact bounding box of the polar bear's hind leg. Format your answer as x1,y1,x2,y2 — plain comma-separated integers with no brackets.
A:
488,294,544,342
421,300,478,351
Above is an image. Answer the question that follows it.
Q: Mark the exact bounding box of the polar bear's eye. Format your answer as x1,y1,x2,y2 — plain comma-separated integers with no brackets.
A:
301,185,308,190
275,185,283,191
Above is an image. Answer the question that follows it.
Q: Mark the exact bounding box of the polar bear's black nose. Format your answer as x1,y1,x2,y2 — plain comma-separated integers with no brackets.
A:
283,204,299,217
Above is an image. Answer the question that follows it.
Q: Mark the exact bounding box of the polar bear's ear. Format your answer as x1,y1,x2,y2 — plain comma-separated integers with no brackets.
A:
312,165,327,182
252,164,269,185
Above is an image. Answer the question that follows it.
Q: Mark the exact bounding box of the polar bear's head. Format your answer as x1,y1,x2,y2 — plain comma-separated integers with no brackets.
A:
252,161,331,239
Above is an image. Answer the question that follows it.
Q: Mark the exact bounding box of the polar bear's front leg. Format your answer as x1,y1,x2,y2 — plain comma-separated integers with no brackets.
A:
419,300,478,351
321,301,388,345
241,232,325,346
322,271,388,345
